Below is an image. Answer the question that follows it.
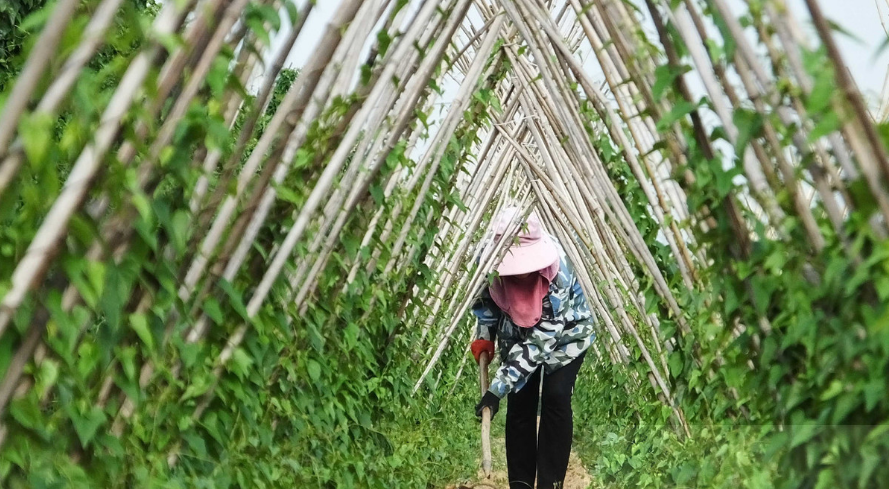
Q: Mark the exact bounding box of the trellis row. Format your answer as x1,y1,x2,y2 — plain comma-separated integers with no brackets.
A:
0,0,887,473
410,0,689,428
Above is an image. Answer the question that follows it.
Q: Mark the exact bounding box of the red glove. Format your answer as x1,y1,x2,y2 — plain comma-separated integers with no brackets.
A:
470,339,495,364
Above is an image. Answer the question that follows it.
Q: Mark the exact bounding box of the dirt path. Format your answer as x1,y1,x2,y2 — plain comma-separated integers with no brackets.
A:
446,436,592,489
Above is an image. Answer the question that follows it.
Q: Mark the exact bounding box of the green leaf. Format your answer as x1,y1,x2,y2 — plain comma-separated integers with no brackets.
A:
672,463,697,485
656,100,697,132
820,379,844,400
732,108,762,156
863,379,884,411
490,96,503,115
203,298,224,325
180,374,212,401
808,112,841,142
9,397,43,430
246,17,271,46
668,353,683,377
64,259,105,308
761,430,788,461
0,334,13,381
99,265,126,331
77,341,101,378
847,178,879,218
19,2,54,32
652,64,690,100
827,19,863,44
85,260,108,306
864,422,889,444
307,359,321,382
36,359,59,398
275,183,303,205
377,29,393,57
118,345,137,381
219,279,251,322
284,1,299,25
230,348,254,379
19,112,54,170
254,4,281,31
716,167,741,199
170,210,190,253
831,393,860,423
183,430,209,459
129,313,155,351
72,406,107,447
814,468,835,489
344,322,359,349
790,423,820,448
204,114,232,151
806,69,836,114
206,55,231,97
859,447,879,488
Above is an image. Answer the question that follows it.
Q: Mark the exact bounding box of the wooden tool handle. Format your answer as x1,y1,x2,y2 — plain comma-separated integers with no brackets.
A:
479,351,492,478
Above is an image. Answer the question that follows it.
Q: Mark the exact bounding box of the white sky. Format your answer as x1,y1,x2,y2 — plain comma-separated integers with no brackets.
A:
286,1,344,67
276,0,889,103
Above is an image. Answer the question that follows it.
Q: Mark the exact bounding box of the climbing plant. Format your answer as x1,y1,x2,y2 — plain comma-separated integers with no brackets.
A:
2,0,889,488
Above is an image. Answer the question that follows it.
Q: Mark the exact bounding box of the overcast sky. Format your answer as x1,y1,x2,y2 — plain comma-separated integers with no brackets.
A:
277,0,889,103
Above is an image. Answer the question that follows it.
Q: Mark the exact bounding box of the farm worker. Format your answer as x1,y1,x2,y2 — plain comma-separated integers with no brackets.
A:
471,206,595,489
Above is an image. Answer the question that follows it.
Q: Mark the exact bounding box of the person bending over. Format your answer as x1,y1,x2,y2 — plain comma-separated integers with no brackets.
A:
471,207,596,489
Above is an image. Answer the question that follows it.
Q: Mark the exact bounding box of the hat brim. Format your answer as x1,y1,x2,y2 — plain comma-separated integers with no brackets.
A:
496,236,560,276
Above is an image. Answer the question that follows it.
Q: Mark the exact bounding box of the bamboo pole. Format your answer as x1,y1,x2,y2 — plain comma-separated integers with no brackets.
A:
240,0,446,316
0,0,188,340
291,0,477,309
0,0,81,160
0,0,126,196
531,0,698,288
0,1,267,439
186,2,502,427
5,0,889,469
502,3,685,338
189,2,315,216
109,0,368,433
804,0,889,201
413,195,534,392
180,0,367,300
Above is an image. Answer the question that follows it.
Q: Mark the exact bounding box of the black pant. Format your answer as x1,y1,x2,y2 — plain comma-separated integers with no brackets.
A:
505,352,586,489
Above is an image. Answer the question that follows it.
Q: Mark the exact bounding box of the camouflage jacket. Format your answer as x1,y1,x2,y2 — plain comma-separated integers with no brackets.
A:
472,258,596,398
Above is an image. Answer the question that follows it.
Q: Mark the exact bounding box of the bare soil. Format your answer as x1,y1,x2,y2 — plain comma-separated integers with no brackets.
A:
446,436,592,489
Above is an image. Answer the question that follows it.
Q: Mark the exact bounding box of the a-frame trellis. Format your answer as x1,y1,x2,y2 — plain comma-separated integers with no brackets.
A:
0,0,888,484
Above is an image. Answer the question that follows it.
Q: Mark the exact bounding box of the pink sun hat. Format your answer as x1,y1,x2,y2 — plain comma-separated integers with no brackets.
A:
492,207,560,276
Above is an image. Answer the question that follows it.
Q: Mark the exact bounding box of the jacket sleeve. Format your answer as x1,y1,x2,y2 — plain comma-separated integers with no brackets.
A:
488,300,565,398
471,287,500,342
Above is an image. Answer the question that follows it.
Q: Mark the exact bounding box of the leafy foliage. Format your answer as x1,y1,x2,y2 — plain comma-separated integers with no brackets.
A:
3,1,889,488
0,0,46,89
571,21,889,489
0,1,506,486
